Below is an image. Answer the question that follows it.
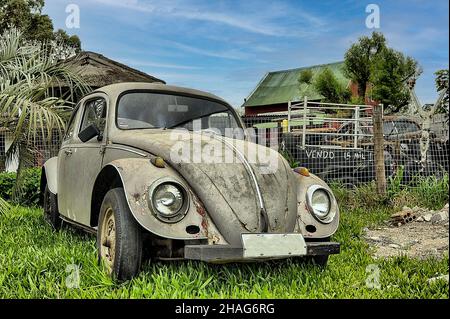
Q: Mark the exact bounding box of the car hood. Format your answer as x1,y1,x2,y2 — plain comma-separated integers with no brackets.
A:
111,130,298,246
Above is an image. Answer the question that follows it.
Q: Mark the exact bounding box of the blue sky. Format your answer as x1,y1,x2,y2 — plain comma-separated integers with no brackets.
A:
43,0,449,107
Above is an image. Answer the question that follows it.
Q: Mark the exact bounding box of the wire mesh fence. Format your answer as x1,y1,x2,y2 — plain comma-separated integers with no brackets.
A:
243,101,449,189
1,102,448,192
0,129,62,172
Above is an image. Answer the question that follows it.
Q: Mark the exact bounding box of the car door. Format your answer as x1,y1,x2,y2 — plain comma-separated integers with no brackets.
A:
58,94,108,226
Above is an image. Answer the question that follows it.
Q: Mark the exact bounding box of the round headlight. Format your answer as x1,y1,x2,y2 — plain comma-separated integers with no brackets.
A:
311,189,330,218
149,180,189,222
306,185,335,224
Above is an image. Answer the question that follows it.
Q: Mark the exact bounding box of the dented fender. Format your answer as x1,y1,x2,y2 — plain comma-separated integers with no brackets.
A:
294,172,340,239
105,158,227,243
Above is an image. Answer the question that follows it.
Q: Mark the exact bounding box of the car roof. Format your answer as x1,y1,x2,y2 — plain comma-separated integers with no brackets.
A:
91,82,230,106
383,115,420,123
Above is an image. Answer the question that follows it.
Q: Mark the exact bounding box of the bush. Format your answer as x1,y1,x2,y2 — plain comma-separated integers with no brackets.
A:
0,171,15,200
0,168,41,207
314,67,351,103
299,69,313,84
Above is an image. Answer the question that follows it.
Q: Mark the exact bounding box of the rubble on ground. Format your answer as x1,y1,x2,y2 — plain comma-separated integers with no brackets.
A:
365,203,449,259
389,204,449,226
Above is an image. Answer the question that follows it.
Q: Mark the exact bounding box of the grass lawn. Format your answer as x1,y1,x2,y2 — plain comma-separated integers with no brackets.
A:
0,186,448,298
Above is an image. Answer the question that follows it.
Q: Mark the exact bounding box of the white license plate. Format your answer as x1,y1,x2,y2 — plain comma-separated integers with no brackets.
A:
241,233,307,259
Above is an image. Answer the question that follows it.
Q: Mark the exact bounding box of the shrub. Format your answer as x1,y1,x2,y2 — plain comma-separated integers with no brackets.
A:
0,171,16,200
0,168,41,207
299,69,313,84
314,67,351,103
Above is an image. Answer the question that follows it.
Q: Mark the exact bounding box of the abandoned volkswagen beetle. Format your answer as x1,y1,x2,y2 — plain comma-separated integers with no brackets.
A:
40,82,340,280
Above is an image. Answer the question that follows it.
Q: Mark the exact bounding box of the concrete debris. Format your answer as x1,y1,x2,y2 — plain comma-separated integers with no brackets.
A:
392,203,449,225
365,203,449,259
431,211,449,223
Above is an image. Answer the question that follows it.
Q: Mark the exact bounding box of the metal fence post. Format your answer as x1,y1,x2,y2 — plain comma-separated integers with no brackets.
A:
354,106,360,149
373,103,386,196
302,96,308,148
288,100,291,132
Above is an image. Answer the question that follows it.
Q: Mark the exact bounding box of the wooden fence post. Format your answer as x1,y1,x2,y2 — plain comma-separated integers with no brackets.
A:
373,104,386,196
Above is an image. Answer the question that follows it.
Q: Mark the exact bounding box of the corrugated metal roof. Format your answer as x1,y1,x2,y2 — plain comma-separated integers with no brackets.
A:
243,61,349,108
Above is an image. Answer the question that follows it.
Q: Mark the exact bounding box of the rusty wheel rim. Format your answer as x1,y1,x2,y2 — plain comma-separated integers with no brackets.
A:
100,207,116,273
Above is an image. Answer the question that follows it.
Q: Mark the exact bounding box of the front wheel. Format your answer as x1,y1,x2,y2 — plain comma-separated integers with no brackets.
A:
97,188,143,281
43,185,62,230
307,255,329,267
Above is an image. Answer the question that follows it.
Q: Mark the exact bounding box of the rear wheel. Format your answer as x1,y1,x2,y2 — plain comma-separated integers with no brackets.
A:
43,185,62,230
97,188,143,281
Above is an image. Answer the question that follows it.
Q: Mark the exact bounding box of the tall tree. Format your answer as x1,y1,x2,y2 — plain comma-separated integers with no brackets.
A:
0,0,81,52
344,32,386,98
370,47,419,112
344,31,420,112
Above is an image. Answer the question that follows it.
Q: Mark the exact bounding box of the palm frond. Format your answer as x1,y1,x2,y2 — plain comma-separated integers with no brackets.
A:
0,27,92,204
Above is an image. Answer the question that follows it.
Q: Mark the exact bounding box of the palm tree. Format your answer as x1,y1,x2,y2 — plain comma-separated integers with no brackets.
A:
0,28,90,214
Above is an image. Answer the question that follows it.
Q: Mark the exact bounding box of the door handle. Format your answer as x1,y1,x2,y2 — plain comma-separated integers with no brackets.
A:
64,149,73,156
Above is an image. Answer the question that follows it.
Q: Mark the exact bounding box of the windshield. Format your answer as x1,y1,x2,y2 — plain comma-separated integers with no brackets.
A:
117,92,241,134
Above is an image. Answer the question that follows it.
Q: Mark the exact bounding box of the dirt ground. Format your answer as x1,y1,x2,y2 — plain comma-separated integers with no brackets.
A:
364,205,449,260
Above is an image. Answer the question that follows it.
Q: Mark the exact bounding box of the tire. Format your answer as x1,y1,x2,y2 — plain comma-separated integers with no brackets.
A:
97,188,143,281
43,185,62,230
307,255,329,267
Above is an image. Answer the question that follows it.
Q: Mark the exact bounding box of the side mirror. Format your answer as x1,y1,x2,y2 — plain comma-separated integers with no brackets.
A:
78,124,101,143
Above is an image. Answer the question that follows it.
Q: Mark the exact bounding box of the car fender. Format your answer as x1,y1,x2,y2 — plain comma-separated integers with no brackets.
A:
294,172,340,239
42,157,58,195
105,158,227,243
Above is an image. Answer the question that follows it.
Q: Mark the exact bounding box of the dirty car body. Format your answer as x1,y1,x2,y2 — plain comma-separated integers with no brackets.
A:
41,83,340,280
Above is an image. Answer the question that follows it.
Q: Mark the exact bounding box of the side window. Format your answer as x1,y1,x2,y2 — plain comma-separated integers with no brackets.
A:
405,121,420,133
80,98,107,137
64,106,80,142
338,123,354,141
208,112,238,135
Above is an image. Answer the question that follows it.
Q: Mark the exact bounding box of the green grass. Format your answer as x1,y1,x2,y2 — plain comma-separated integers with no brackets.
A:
0,193,448,299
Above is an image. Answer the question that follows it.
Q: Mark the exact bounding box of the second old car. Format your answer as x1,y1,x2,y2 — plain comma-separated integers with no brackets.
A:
40,83,340,280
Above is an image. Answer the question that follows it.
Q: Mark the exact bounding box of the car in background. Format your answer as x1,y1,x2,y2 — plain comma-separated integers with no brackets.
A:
328,116,448,183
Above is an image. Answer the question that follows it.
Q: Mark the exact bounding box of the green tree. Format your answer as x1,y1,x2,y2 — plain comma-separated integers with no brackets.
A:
0,0,81,52
344,32,386,98
314,67,351,103
299,69,313,84
370,47,419,112
344,31,420,112
435,69,449,118
0,28,89,213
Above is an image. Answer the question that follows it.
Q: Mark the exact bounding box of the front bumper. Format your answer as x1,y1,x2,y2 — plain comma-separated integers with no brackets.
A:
184,241,340,263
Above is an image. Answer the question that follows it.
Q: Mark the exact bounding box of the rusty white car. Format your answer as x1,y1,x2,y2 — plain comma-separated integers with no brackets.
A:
40,83,340,280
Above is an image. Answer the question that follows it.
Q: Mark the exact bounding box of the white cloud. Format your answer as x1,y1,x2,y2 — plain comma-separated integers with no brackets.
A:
115,57,202,70
90,0,325,37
